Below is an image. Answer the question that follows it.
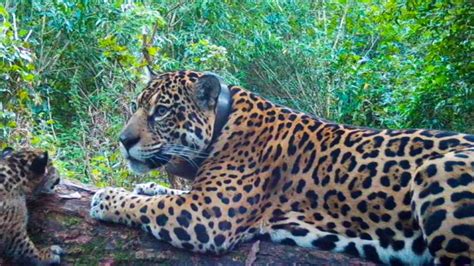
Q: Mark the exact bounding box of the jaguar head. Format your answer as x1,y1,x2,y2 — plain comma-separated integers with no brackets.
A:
1,147,60,195
119,71,227,174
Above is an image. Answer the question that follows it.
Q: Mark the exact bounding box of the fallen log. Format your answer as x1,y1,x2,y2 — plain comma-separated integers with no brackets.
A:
1,179,374,265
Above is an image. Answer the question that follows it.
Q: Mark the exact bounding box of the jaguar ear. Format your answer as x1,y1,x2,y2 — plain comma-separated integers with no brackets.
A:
30,151,48,175
143,65,157,84
195,74,222,110
1,147,14,159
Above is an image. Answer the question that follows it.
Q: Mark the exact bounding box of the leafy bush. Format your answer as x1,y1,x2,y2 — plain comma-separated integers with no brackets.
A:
0,0,472,187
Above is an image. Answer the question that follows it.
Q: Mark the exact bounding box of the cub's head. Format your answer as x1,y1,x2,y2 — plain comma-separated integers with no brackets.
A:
119,70,226,174
1,147,60,195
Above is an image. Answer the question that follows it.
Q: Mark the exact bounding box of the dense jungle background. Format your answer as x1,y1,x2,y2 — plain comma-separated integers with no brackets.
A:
0,0,472,187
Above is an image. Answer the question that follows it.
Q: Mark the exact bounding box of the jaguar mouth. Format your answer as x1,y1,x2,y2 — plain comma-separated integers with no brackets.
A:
126,153,171,173
38,177,60,195
144,154,171,168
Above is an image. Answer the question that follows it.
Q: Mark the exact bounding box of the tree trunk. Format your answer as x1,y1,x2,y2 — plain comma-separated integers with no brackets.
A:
1,179,373,265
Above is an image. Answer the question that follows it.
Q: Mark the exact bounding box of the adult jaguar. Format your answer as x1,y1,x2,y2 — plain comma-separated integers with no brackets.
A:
0,147,62,265
91,70,474,265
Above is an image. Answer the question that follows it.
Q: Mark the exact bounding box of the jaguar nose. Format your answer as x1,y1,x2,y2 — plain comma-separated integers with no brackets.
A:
52,178,60,187
119,131,140,150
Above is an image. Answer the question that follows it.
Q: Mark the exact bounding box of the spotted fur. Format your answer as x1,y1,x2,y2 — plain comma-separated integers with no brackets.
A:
0,147,62,265
91,71,474,265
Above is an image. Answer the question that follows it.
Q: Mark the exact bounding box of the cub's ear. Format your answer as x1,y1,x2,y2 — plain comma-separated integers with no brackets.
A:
195,74,222,110
30,151,48,175
1,147,14,159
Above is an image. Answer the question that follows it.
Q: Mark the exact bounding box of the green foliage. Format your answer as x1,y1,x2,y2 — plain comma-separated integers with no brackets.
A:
0,0,472,186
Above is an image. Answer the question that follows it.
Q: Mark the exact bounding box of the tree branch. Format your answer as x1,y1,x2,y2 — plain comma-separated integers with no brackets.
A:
0,179,371,265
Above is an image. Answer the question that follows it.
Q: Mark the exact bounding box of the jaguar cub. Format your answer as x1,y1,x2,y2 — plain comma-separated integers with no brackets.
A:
0,147,62,265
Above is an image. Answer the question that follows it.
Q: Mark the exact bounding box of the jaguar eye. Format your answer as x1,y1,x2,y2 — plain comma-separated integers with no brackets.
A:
154,106,170,117
130,101,138,113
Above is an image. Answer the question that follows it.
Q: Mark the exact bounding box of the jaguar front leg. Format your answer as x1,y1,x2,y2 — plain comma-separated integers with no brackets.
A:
90,187,255,254
133,182,189,196
6,227,63,265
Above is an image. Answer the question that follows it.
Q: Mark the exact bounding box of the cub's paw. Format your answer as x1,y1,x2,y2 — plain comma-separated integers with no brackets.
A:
90,187,126,221
133,182,169,196
39,245,63,265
